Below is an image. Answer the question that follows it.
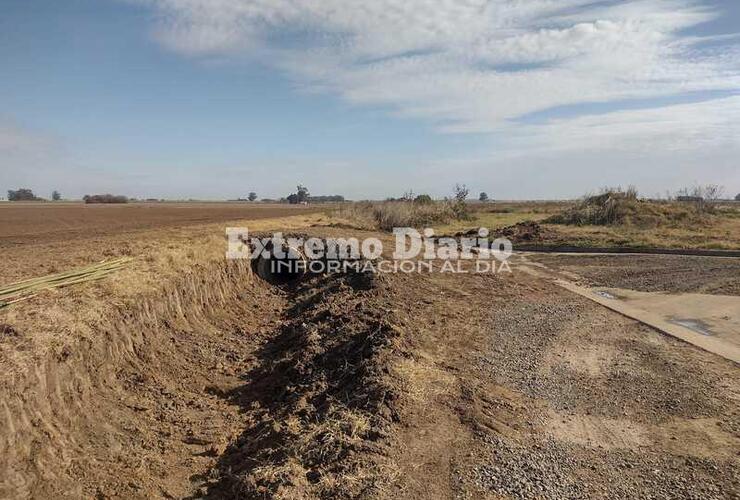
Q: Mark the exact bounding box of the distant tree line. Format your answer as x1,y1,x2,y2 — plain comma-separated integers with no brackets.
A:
308,195,345,203
83,194,129,204
281,186,346,204
7,188,42,201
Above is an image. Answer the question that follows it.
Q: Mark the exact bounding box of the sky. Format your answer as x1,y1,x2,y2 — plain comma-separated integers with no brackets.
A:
1,0,739,200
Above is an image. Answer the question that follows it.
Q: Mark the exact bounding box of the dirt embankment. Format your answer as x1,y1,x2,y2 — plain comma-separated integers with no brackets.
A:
1,261,407,498
1,260,274,498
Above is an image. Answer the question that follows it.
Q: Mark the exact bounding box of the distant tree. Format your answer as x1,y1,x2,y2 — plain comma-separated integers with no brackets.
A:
414,194,433,204
676,184,724,213
286,185,310,204
736,193,740,201
248,192,258,202
401,190,415,202
296,185,310,203
454,184,469,201
7,188,38,201
479,192,489,202
52,190,62,201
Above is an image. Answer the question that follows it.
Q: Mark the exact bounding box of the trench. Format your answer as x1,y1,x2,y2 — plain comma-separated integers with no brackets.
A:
0,261,399,499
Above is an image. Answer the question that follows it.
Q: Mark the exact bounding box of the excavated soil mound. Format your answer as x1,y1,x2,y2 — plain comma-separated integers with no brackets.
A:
456,221,546,244
206,270,403,498
492,221,544,242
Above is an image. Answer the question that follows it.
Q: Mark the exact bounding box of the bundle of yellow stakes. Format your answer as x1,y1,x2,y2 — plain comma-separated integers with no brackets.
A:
0,257,133,308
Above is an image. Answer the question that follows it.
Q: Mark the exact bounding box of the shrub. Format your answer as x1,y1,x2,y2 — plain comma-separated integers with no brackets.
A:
372,201,456,231
451,183,471,220
413,194,433,205
336,185,473,231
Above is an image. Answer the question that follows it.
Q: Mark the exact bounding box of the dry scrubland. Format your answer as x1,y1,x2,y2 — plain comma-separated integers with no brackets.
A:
0,200,738,498
333,193,740,250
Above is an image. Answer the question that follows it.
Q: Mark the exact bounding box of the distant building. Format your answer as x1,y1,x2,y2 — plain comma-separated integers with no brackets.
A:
676,195,703,202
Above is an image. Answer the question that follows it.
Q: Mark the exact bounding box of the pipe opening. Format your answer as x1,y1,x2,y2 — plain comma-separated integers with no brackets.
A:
254,247,306,285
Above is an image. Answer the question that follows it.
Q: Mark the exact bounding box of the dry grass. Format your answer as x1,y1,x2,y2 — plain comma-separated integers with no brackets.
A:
0,213,329,370
334,200,473,232
427,198,740,249
372,201,466,231
433,210,550,234
431,201,564,234
548,218,740,250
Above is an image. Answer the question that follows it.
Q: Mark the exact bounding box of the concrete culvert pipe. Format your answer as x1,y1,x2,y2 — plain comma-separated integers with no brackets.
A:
254,246,307,285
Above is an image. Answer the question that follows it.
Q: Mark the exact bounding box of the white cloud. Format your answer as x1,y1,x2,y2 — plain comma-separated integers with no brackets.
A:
504,95,740,154
133,0,740,182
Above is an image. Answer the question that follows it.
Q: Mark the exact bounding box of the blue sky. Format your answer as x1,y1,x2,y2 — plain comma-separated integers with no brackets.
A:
1,0,739,200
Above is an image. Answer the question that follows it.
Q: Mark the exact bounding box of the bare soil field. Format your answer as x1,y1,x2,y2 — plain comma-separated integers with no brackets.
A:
0,202,320,248
0,209,738,499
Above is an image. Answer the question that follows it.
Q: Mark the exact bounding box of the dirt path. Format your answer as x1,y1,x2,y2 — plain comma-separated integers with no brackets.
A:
528,253,740,296
379,267,739,499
